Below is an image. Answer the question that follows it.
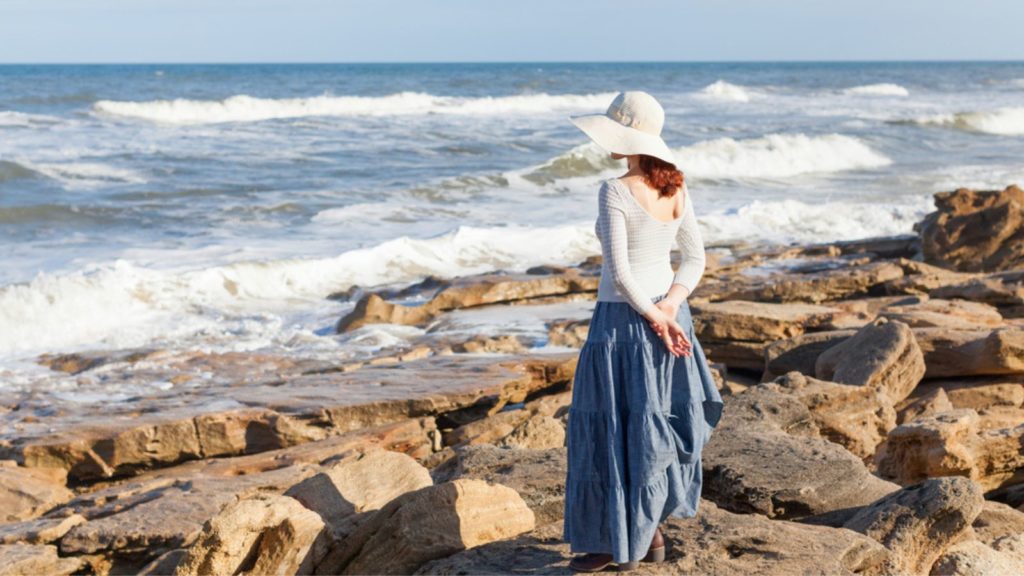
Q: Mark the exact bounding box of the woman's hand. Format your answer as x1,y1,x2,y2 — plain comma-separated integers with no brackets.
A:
644,306,692,357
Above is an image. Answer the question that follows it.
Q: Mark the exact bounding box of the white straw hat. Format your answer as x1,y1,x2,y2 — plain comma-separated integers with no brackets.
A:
569,91,676,166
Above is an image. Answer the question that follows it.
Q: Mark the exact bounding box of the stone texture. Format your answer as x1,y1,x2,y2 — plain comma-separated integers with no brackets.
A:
285,447,433,541
0,462,72,522
320,478,535,575
172,493,326,576
702,385,899,519
430,444,567,525
0,514,85,545
763,329,856,380
880,298,1004,330
929,538,1024,576
913,327,1024,378
337,270,598,332
52,418,434,567
815,317,926,404
0,543,82,576
917,185,1024,272
691,300,849,341
716,260,905,303
767,372,897,458
844,477,985,576
5,353,574,482
416,499,890,576
874,409,1024,491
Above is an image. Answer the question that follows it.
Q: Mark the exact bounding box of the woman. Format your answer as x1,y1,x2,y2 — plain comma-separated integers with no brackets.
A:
562,91,724,572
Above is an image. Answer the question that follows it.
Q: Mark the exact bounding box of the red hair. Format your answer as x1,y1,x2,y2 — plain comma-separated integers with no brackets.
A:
638,155,684,198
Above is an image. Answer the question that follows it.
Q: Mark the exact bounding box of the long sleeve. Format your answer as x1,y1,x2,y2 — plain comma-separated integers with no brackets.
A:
672,182,706,295
596,180,658,316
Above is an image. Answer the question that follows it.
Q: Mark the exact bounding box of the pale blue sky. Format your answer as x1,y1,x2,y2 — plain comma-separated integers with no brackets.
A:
2,0,1022,63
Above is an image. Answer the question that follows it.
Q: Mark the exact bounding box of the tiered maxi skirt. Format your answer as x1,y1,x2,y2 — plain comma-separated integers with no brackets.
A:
563,293,725,565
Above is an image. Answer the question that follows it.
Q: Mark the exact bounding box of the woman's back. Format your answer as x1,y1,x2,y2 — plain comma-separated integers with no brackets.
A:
594,177,706,315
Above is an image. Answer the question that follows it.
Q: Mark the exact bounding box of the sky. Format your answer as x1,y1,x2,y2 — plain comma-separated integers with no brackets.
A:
2,0,1023,63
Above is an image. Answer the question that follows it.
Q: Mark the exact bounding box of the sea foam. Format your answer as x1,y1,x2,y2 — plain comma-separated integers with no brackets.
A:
673,133,892,179
907,107,1024,136
695,80,756,102
92,91,617,124
842,83,910,97
0,224,600,357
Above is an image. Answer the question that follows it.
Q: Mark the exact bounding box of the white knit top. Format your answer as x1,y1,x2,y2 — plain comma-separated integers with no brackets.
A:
594,177,706,316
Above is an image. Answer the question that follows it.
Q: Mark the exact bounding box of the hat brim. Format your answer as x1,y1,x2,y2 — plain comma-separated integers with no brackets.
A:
568,113,677,166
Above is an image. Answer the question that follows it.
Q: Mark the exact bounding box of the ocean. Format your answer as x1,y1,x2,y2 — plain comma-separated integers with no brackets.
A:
2,61,1023,391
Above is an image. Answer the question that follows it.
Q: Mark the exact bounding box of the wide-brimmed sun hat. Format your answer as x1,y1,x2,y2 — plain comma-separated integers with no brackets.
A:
569,91,676,166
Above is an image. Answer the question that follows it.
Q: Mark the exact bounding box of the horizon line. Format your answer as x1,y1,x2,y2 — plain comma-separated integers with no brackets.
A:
2,58,1024,66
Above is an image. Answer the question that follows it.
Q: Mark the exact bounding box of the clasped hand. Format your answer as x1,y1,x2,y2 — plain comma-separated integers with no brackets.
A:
645,298,692,358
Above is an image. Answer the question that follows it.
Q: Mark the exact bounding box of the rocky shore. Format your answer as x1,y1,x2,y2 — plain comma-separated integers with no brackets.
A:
2,184,1023,575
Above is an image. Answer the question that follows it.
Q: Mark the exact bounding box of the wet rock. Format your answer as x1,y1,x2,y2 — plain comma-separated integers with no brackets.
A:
416,499,890,576
337,270,598,332
547,318,590,348
0,462,72,522
917,185,1024,272
815,317,926,404
874,409,1024,491
172,493,327,576
430,444,567,525
844,477,984,576
0,543,82,576
6,353,574,483
37,348,161,375
318,478,535,575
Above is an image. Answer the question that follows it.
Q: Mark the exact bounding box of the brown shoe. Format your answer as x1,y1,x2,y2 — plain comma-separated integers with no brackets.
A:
642,526,666,563
569,553,614,572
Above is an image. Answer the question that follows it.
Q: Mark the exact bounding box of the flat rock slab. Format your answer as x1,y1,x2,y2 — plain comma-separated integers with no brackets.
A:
415,499,889,576
691,300,850,342
3,353,575,482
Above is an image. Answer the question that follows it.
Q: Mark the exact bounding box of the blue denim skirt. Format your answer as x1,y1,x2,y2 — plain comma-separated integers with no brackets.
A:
562,293,725,564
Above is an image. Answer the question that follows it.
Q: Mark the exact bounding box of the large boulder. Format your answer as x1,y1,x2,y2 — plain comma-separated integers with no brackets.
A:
874,409,1024,491
173,493,327,576
285,448,432,542
815,317,926,404
318,478,535,575
431,444,567,525
930,539,1024,576
916,185,1024,272
844,477,984,576
702,386,899,520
